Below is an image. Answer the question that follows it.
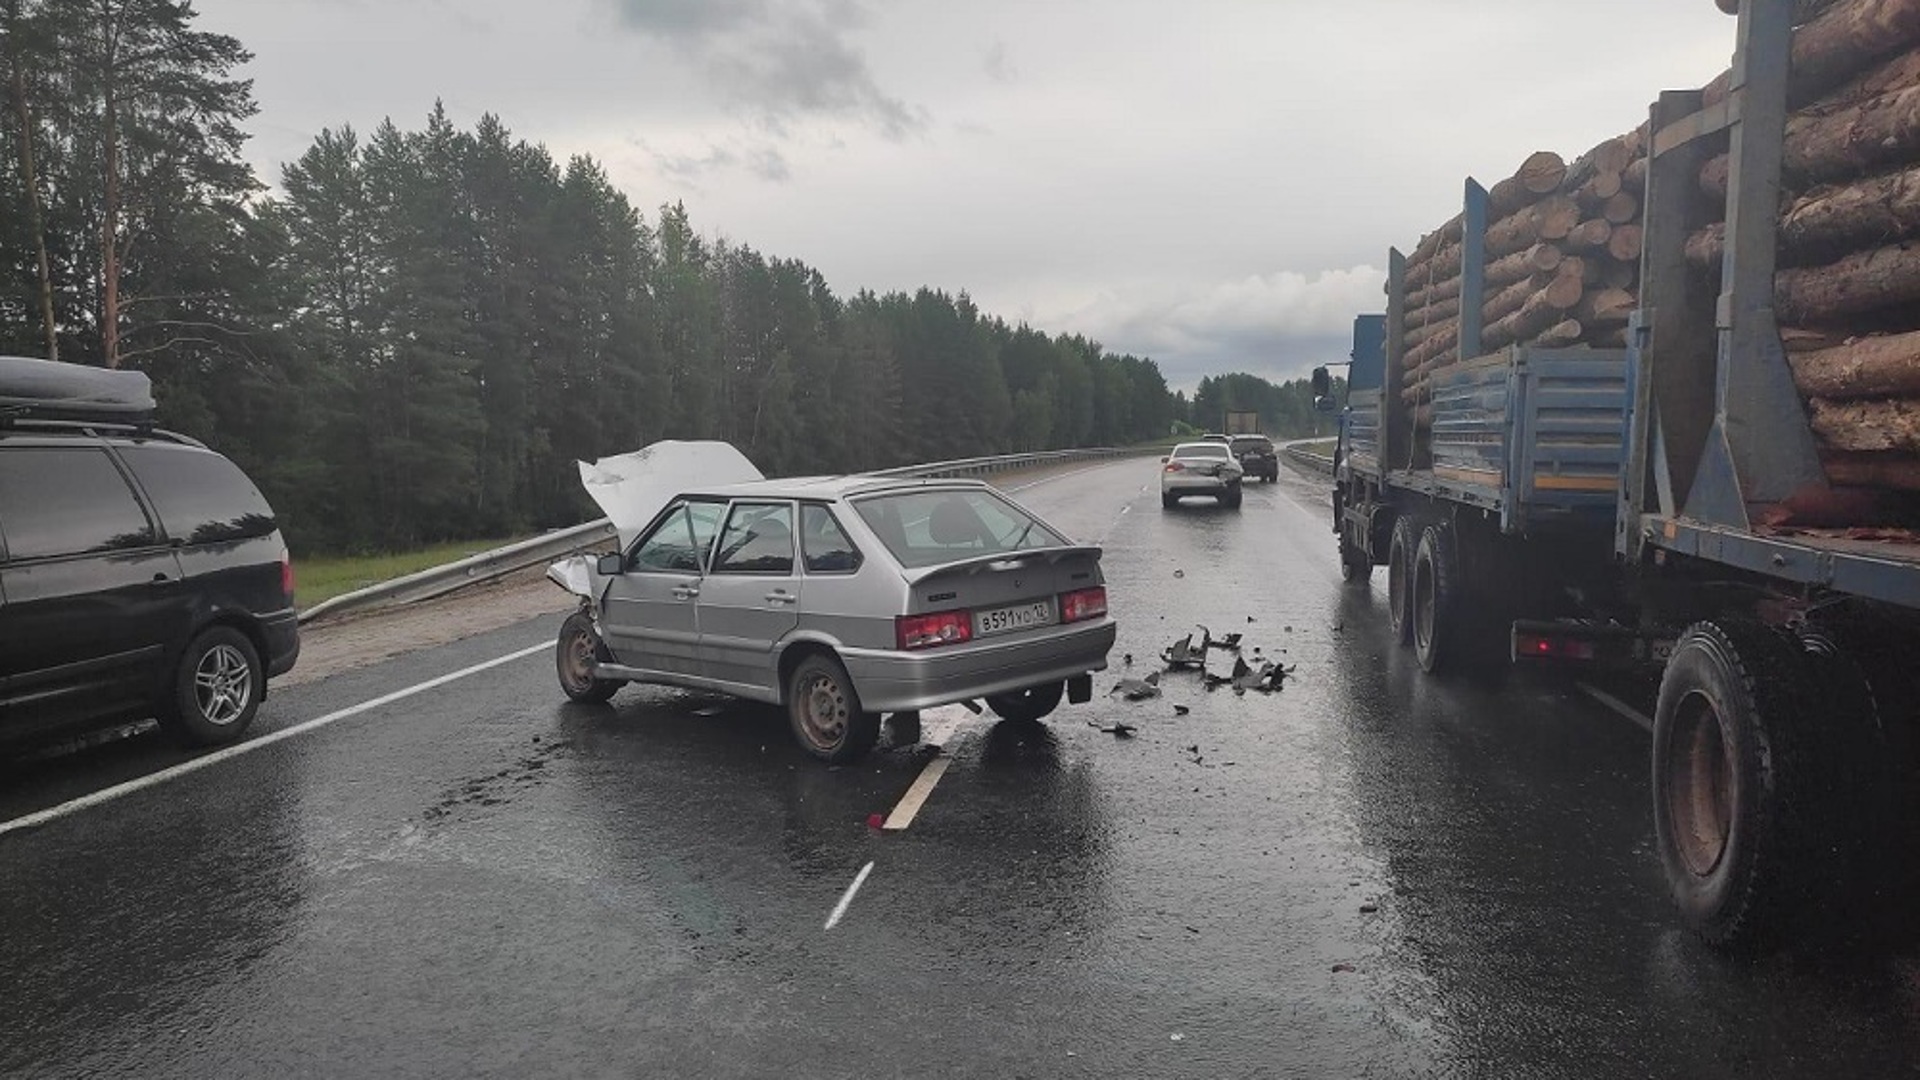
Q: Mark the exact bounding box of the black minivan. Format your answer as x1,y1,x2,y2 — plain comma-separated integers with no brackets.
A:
0,356,299,748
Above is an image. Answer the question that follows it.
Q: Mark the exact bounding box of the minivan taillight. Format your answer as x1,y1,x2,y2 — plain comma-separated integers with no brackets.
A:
281,555,296,601
897,610,973,650
1061,586,1108,623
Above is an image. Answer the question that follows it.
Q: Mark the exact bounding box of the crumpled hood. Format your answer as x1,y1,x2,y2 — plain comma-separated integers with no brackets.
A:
580,440,764,551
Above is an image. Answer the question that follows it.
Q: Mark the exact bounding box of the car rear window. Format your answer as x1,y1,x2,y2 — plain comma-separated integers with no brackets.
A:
117,444,277,545
1231,437,1273,452
1172,444,1229,459
852,489,1065,569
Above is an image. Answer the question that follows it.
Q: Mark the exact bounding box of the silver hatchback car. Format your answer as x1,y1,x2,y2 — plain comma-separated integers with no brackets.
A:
552,473,1117,762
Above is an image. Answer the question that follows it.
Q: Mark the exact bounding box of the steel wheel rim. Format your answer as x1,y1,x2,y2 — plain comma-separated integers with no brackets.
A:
800,674,848,748
1668,690,1733,877
1414,556,1436,654
194,643,252,726
562,630,596,690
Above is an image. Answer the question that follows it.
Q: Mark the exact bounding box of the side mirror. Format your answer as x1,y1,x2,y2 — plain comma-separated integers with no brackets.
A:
1160,456,1169,464
1310,366,1331,399
597,552,623,576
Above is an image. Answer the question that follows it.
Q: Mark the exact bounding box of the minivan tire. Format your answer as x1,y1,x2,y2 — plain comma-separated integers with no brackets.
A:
162,625,263,746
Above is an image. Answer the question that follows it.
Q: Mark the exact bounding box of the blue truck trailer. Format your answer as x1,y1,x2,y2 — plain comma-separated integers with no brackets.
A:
1315,0,1920,950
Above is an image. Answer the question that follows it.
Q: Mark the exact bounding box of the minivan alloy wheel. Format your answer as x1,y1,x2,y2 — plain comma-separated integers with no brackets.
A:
194,642,254,725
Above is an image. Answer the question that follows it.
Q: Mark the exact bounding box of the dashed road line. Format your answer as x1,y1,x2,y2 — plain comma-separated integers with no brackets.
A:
0,639,552,839
1578,681,1654,733
824,861,875,930
883,756,952,831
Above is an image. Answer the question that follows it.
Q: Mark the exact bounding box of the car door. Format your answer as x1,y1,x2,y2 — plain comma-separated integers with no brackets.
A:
0,444,182,739
598,499,724,677
695,501,800,696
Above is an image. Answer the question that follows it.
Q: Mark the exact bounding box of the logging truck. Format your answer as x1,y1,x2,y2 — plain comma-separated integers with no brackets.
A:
1315,0,1920,951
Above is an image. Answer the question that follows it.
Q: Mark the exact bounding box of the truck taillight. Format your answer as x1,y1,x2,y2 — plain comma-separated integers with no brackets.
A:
1513,632,1595,661
281,555,297,600
1061,586,1108,623
897,610,973,650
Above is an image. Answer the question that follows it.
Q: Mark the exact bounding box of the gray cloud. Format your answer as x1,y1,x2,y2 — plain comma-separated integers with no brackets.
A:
609,0,925,142
981,39,1015,84
646,138,792,186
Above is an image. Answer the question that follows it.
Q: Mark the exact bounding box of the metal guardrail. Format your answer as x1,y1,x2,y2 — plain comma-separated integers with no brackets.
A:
1281,441,1335,476
297,446,1147,624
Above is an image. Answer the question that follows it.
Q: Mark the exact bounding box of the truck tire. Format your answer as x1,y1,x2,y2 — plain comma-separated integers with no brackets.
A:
1412,523,1463,673
1652,621,1821,950
1386,517,1418,646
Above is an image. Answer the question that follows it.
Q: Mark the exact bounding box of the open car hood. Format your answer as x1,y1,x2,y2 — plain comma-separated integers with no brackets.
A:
580,441,763,551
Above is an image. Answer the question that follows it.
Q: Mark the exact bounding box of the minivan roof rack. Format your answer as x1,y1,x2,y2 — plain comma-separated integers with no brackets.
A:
0,355,155,425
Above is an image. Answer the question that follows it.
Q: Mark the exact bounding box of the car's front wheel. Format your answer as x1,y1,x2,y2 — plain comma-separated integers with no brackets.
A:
556,611,622,703
986,681,1065,723
162,625,263,746
787,653,881,763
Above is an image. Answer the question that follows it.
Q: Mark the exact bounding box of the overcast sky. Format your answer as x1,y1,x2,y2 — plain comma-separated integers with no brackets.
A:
196,0,1736,390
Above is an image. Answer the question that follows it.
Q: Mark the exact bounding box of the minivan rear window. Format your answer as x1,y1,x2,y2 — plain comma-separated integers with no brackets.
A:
853,489,1064,569
0,447,156,560
116,444,276,545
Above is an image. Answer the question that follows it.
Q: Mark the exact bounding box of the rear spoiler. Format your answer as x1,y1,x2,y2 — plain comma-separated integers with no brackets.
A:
901,544,1103,586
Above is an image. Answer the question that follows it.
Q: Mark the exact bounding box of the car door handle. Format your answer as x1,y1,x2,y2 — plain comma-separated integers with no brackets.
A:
764,591,797,604
672,585,700,600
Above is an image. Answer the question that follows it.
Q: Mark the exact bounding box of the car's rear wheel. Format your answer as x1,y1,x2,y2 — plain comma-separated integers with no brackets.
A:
787,653,881,763
986,681,1065,723
161,625,263,747
556,611,622,703
1222,483,1243,509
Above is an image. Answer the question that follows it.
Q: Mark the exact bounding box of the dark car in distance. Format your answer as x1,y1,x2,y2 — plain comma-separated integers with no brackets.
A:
0,357,299,749
1230,434,1279,481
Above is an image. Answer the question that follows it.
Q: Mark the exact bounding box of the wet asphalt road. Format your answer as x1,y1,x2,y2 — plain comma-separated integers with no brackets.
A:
5,458,1920,1079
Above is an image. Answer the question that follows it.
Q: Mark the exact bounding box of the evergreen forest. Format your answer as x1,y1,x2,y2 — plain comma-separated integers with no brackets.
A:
1,0,1327,553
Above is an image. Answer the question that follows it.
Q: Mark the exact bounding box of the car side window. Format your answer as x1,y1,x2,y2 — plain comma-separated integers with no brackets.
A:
630,499,725,573
711,502,794,575
0,447,157,560
801,504,862,574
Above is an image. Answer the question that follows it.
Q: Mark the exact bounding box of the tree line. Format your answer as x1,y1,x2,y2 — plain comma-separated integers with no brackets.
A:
1,1,1330,555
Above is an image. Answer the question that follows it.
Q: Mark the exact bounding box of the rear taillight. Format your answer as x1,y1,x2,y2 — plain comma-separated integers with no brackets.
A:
897,610,973,650
1164,462,1185,472
281,555,297,601
1061,586,1108,623
1513,631,1595,661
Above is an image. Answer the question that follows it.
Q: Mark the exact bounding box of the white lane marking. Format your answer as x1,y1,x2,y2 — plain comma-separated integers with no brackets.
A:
882,756,952,831
0,640,553,839
1578,682,1654,734
824,860,875,930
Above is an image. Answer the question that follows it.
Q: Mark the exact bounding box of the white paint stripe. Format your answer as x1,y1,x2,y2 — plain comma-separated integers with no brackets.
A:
1578,681,1654,734
0,639,552,839
882,755,952,831
824,860,875,930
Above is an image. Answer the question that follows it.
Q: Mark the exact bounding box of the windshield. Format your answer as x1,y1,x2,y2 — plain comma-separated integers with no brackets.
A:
852,488,1066,568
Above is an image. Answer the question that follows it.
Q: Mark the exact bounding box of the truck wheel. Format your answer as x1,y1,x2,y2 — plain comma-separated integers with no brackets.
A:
556,611,622,704
1386,517,1418,646
1411,523,1463,674
1653,621,1820,950
1797,625,1911,920
986,681,1065,723
787,653,882,763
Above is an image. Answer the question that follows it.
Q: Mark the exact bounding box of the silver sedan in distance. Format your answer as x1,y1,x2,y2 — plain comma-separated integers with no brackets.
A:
1161,441,1244,509
552,475,1117,762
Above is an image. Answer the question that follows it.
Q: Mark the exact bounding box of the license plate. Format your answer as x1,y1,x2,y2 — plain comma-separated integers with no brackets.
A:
975,599,1056,637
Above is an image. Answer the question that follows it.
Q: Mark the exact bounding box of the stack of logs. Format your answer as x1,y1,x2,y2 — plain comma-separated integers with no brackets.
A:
1688,0,1920,494
1397,134,1648,417
1399,0,1920,495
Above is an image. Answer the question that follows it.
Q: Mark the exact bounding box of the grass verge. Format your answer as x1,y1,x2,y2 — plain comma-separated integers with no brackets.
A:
295,535,530,607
